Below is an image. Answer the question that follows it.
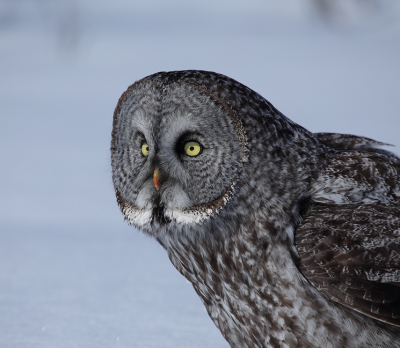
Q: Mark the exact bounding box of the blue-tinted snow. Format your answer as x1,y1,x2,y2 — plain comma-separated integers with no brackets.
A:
1,0,400,347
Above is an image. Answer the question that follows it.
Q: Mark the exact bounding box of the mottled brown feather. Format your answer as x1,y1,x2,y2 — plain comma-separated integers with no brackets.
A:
297,200,400,326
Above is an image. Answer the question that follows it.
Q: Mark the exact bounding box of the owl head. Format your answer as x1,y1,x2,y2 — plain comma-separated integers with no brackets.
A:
111,71,329,245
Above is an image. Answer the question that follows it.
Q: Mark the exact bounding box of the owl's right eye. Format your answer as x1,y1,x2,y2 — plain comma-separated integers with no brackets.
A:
141,142,149,156
184,141,202,157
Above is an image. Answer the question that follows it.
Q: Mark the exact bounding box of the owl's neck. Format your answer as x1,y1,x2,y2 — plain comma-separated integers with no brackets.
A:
163,222,398,348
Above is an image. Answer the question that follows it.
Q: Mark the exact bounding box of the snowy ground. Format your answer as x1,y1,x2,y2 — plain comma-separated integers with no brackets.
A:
1,1,400,347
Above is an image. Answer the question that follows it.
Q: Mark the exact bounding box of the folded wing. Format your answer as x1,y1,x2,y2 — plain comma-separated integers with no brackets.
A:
296,134,400,327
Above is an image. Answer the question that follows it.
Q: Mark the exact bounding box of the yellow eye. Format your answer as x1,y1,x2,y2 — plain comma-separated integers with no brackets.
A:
141,142,149,156
184,141,202,157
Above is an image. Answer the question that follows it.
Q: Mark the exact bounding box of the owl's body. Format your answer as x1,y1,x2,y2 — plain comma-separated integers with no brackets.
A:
111,71,400,347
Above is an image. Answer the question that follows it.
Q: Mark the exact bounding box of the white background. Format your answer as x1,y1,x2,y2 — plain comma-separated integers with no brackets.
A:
1,1,400,347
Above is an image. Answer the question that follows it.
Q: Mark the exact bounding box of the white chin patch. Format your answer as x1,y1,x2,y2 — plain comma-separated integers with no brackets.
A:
123,181,234,226
122,205,213,226
123,206,215,227
164,208,212,224
122,205,153,226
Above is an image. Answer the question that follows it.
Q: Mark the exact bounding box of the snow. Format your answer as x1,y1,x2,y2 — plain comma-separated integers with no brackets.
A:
0,225,224,347
1,0,400,347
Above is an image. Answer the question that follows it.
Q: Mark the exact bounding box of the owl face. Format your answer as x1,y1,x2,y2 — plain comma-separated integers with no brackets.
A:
111,79,248,229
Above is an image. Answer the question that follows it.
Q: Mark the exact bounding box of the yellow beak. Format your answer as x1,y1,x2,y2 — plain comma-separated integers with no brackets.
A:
153,167,161,190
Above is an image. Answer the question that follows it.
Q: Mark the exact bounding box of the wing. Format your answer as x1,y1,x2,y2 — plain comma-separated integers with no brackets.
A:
315,132,397,158
297,203,400,326
296,136,400,327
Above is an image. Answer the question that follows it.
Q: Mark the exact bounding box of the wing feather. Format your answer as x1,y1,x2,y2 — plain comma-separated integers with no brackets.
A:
315,132,397,158
296,203,400,326
296,136,400,327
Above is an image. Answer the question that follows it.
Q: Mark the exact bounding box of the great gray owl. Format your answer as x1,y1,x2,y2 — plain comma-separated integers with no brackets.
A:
111,70,400,347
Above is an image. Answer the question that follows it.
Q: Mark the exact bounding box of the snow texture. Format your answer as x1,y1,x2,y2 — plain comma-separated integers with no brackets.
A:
0,0,400,347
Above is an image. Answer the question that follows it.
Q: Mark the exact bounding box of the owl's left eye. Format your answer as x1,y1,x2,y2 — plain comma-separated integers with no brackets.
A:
141,142,149,156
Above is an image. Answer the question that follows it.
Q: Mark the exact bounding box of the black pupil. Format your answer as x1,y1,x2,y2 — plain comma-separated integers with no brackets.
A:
145,146,148,151
190,146,194,151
